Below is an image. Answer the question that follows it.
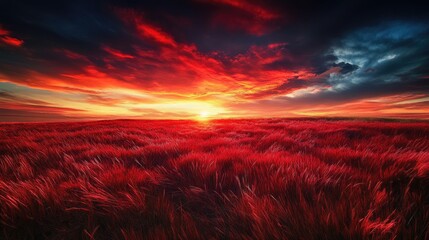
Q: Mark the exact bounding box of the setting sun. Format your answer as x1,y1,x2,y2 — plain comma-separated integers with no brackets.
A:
200,111,209,118
197,111,212,121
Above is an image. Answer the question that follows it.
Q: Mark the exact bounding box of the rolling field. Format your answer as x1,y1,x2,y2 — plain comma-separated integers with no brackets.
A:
0,119,428,239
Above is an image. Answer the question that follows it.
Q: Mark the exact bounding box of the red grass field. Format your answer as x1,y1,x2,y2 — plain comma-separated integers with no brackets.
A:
0,119,428,239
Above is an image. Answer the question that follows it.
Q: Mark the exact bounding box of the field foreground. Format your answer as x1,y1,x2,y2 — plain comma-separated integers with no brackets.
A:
0,119,428,239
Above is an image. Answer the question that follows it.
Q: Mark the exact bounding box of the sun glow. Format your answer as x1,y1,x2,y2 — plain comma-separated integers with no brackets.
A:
200,111,209,118
197,111,213,121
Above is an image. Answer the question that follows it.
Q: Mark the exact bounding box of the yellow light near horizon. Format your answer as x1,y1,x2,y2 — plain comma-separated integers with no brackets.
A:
135,100,225,119
197,111,212,121
200,111,209,118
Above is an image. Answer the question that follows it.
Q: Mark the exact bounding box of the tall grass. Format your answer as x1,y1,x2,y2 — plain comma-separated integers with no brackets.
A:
0,119,428,239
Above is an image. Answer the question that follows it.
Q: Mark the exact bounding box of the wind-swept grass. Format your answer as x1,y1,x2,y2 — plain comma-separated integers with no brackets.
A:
0,119,428,239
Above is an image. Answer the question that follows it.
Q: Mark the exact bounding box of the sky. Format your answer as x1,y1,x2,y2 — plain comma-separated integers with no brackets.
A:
0,0,429,121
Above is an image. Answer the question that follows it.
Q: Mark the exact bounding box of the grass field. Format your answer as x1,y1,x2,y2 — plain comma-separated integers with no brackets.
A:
0,119,428,239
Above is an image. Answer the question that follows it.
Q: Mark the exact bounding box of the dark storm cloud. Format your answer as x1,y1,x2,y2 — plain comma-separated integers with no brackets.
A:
326,22,429,96
251,21,429,106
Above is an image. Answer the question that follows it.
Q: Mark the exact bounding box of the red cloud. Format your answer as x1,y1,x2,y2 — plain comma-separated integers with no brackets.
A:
198,0,281,35
1,36,23,46
116,9,177,47
207,0,279,20
0,26,24,47
61,65,134,90
103,46,135,59
136,22,177,47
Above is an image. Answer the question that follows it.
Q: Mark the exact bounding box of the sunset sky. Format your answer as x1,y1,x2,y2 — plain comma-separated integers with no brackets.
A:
0,0,429,121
